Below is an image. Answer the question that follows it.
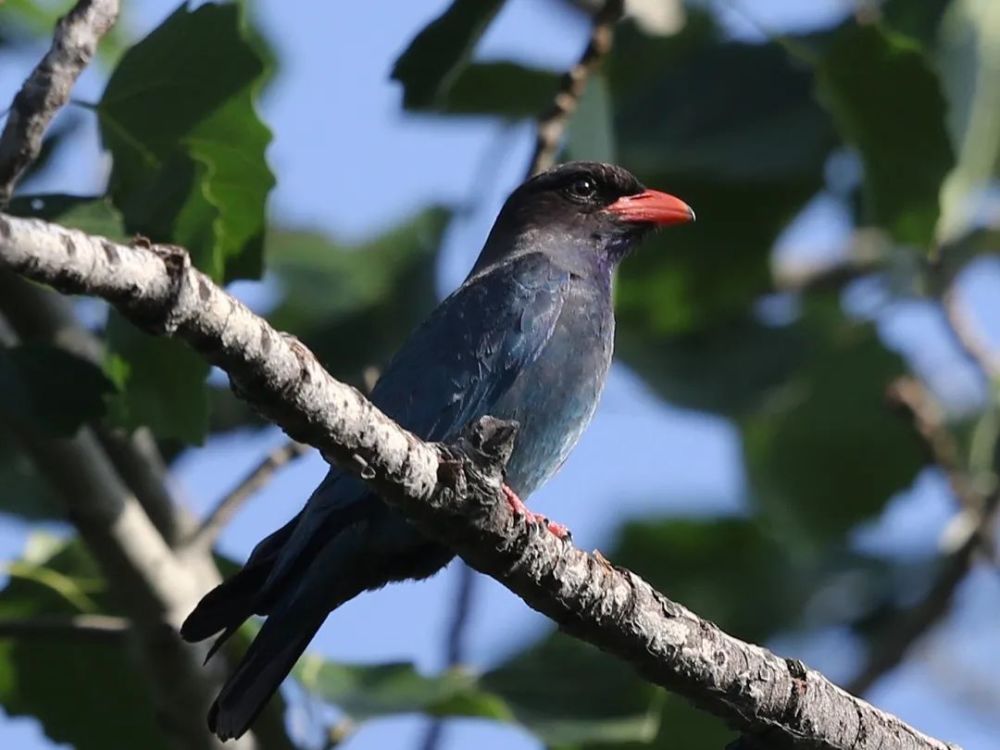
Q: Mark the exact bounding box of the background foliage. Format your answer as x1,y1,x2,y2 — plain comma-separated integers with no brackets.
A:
1,0,999,749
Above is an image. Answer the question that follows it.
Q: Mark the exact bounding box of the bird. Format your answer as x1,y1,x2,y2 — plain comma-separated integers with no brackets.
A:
180,161,694,739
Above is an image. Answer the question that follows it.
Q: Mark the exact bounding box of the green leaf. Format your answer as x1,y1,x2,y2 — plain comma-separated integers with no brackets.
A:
268,209,451,385
436,62,559,118
0,345,115,436
6,193,126,240
296,658,510,723
816,23,954,247
98,2,274,281
0,431,62,521
0,536,168,750
617,316,805,416
483,633,661,747
741,299,926,546
104,313,210,444
392,0,506,108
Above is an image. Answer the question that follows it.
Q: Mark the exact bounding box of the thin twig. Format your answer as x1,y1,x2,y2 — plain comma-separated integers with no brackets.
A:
847,377,1000,696
0,614,130,642
0,0,120,203
186,440,310,551
886,377,977,510
418,563,478,750
527,0,625,176
942,285,1000,382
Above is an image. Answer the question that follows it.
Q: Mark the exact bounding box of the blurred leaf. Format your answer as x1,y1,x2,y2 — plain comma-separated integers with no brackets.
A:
0,345,115,436
483,633,661,747
0,536,167,750
98,2,274,281
816,23,954,247
617,315,804,416
268,209,451,384
0,431,62,521
0,0,129,60
296,658,510,722
881,0,952,46
436,62,559,118
565,73,616,164
935,0,1000,245
614,30,833,183
392,0,505,108
6,193,125,239
104,313,209,444
741,299,926,546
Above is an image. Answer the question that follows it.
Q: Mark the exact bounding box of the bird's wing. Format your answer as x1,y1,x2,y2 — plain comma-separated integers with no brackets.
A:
260,252,570,590
371,250,570,441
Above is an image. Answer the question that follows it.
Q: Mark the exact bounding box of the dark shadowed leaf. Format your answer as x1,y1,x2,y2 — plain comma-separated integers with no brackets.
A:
435,62,559,118
816,23,954,247
0,535,167,750
392,0,506,108
98,2,274,281
104,313,210,444
268,210,451,385
741,299,926,546
483,632,661,747
0,431,62,520
0,345,115,436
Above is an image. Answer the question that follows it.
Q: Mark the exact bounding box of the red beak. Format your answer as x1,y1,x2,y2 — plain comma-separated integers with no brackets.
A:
605,189,695,226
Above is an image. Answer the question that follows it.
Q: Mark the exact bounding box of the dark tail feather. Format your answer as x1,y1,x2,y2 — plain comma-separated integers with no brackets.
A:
206,523,368,740
207,608,326,740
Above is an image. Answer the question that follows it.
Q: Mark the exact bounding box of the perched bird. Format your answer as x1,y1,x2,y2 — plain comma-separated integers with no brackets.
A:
181,161,694,739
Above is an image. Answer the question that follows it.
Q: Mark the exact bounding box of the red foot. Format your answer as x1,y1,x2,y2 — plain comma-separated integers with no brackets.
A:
502,484,571,540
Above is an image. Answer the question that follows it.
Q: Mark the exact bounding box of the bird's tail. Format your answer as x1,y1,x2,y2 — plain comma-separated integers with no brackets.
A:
187,520,370,740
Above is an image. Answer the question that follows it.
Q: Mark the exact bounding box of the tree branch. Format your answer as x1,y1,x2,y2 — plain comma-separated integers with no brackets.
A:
185,439,309,552
0,0,120,203
0,214,963,750
527,0,624,176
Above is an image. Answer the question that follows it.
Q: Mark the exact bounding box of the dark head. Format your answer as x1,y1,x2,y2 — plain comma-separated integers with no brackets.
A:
472,162,694,276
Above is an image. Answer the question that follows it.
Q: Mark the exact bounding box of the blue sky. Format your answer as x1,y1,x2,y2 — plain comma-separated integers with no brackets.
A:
2,1,1000,749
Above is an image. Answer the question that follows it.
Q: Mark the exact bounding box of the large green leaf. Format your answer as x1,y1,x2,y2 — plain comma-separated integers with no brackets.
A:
0,345,115,437
605,17,833,414
392,0,506,108
436,62,560,119
816,22,954,247
482,633,661,748
268,210,450,385
98,2,274,281
741,300,927,546
0,536,167,750
104,313,210,444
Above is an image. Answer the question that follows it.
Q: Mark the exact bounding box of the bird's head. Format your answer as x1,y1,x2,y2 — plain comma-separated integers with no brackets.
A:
473,161,694,277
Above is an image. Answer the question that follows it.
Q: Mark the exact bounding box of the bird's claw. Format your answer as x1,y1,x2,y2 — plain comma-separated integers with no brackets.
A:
501,484,571,540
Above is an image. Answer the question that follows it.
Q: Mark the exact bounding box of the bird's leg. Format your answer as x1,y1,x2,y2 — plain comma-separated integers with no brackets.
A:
501,484,571,540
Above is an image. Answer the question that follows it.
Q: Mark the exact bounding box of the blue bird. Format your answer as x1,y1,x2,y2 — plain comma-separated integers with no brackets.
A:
181,162,694,739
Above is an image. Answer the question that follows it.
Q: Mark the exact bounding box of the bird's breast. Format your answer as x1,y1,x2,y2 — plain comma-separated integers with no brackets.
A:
493,279,614,497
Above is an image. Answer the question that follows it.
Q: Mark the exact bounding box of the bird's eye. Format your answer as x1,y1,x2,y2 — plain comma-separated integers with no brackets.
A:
567,177,598,200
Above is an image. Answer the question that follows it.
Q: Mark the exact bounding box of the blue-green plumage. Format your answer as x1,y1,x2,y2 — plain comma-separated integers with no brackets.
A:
181,162,694,739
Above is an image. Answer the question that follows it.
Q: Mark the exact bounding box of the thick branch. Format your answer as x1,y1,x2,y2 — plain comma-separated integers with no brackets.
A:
0,0,120,203
528,0,624,176
0,213,962,750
